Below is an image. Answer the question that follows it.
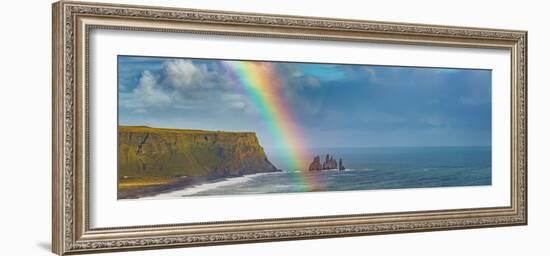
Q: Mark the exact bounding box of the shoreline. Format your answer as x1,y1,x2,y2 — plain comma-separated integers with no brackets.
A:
118,170,280,199
117,165,492,199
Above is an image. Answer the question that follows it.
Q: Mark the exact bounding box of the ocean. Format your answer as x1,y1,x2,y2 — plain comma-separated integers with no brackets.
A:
147,146,491,198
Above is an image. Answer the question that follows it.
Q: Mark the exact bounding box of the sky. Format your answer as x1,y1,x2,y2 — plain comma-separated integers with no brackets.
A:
118,55,492,151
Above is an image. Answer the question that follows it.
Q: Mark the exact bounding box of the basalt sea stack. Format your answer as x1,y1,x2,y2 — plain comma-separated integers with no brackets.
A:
308,154,344,171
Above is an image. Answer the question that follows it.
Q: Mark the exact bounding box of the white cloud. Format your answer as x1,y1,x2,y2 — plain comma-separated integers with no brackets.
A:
163,59,203,89
229,101,247,109
220,93,249,110
120,60,240,110
120,59,321,116
162,59,234,91
133,70,171,106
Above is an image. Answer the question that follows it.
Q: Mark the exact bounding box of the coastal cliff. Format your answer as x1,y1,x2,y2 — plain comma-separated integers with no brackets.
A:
118,126,278,182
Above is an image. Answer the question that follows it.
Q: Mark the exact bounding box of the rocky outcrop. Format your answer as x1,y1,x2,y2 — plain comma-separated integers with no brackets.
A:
322,154,337,169
308,156,322,171
308,154,343,171
118,126,279,180
338,158,345,170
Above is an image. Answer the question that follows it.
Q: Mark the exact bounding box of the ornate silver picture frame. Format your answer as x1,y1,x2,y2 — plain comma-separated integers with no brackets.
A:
52,1,527,255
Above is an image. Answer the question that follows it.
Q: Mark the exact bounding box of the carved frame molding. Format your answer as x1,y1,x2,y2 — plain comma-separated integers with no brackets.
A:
52,1,527,255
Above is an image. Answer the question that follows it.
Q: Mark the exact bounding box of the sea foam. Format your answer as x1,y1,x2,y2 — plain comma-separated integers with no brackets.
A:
144,173,269,198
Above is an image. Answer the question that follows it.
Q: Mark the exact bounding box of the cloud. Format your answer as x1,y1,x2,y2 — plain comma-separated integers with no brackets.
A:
163,59,200,89
120,59,251,114
273,63,323,91
119,70,171,110
119,57,492,147
228,101,247,110
161,59,234,90
220,93,249,110
133,70,172,106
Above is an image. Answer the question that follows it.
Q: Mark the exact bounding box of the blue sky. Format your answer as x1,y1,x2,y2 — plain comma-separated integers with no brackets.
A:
118,56,492,149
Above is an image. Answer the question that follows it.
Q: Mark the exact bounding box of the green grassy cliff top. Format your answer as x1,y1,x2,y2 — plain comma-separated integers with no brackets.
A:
118,125,256,135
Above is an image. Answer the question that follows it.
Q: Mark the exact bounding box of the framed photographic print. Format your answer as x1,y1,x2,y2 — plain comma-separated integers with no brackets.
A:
52,1,527,255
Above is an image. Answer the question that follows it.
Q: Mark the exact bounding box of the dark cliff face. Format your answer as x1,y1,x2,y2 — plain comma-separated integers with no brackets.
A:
118,126,278,180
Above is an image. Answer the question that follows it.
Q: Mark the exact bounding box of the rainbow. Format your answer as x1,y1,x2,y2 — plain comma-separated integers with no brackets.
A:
221,60,323,191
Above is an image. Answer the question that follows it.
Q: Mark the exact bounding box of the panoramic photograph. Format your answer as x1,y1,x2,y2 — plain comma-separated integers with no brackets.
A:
117,55,492,200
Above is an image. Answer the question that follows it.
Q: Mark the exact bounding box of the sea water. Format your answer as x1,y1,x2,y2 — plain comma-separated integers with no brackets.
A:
149,146,491,198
